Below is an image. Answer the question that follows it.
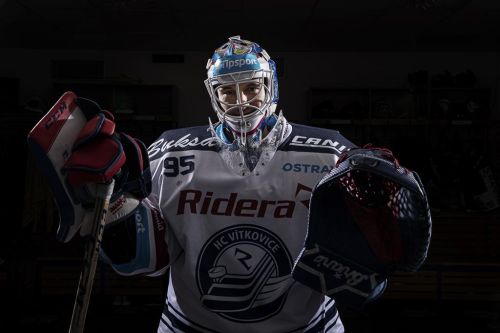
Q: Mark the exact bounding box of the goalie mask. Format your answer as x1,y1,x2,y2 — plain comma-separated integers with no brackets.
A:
205,36,279,147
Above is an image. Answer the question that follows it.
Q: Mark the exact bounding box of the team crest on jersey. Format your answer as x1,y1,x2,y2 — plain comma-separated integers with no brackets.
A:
196,225,293,322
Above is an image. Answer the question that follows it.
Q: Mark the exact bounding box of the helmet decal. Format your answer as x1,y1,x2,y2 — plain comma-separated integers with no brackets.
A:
212,54,261,77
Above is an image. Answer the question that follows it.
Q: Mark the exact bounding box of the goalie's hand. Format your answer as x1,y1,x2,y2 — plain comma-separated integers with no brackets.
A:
334,147,431,271
62,97,152,236
63,97,151,197
62,98,125,188
292,147,432,309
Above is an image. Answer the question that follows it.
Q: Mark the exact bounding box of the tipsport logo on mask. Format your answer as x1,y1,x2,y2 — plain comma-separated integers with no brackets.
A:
213,54,260,75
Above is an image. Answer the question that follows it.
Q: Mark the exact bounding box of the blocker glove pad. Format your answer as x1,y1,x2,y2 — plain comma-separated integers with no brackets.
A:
292,147,432,308
62,99,125,188
27,92,151,242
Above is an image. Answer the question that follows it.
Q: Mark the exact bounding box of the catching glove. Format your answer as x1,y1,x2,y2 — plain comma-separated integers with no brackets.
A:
292,147,432,308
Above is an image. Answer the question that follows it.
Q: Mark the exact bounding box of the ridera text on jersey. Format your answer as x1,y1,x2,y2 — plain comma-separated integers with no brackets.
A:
177,190,298,218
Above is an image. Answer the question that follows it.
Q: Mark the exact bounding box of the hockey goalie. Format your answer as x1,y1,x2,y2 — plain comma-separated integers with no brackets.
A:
28,36,432,333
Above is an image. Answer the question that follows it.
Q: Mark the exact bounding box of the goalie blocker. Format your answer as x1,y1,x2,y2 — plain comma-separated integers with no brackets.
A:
27,91,152,242
292,148,432,309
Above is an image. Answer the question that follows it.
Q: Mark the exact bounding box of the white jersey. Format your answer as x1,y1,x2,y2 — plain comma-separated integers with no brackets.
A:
145,115,355,333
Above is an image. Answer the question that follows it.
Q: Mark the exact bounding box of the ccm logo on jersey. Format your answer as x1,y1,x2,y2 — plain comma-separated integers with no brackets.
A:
177,190,295,218
290,136,348,153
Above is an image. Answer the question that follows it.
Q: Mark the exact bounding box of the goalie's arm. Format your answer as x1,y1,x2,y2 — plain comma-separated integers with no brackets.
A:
100,197,170,277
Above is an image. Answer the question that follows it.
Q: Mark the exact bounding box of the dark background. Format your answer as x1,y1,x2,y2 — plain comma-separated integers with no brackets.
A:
1,0,500,332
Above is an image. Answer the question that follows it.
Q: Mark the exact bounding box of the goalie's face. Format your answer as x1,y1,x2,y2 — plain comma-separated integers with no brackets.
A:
216,79,266,116
209,74,273,141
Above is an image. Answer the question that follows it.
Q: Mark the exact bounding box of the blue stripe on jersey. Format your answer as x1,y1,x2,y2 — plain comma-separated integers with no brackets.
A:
160,314,176,333
324,305,340,332
325,317,341,333
305,300,339,333
162,310,203,333
300,299,339,333
325,302,338,321
303,306,339,333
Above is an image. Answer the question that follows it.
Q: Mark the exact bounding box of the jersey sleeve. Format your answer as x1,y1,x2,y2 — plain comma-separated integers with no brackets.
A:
330,129,358,161
101,126,210,276
99,134,172,277
100,195,169,276
282,123,358,161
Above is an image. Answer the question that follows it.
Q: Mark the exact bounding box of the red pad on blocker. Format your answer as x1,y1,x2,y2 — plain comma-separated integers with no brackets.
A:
64,135,125,188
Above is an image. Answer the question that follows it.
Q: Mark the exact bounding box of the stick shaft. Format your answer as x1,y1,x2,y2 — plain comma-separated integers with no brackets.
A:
68,181,115,333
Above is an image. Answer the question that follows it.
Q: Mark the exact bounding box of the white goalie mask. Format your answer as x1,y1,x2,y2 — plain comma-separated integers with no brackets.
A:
205,36,279,147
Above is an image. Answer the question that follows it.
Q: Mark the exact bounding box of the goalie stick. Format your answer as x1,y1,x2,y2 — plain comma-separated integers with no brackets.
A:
68,180,114,333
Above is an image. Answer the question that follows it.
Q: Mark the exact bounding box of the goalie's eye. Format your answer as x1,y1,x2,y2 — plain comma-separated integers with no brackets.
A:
244,83,262,94
218,87,235,96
